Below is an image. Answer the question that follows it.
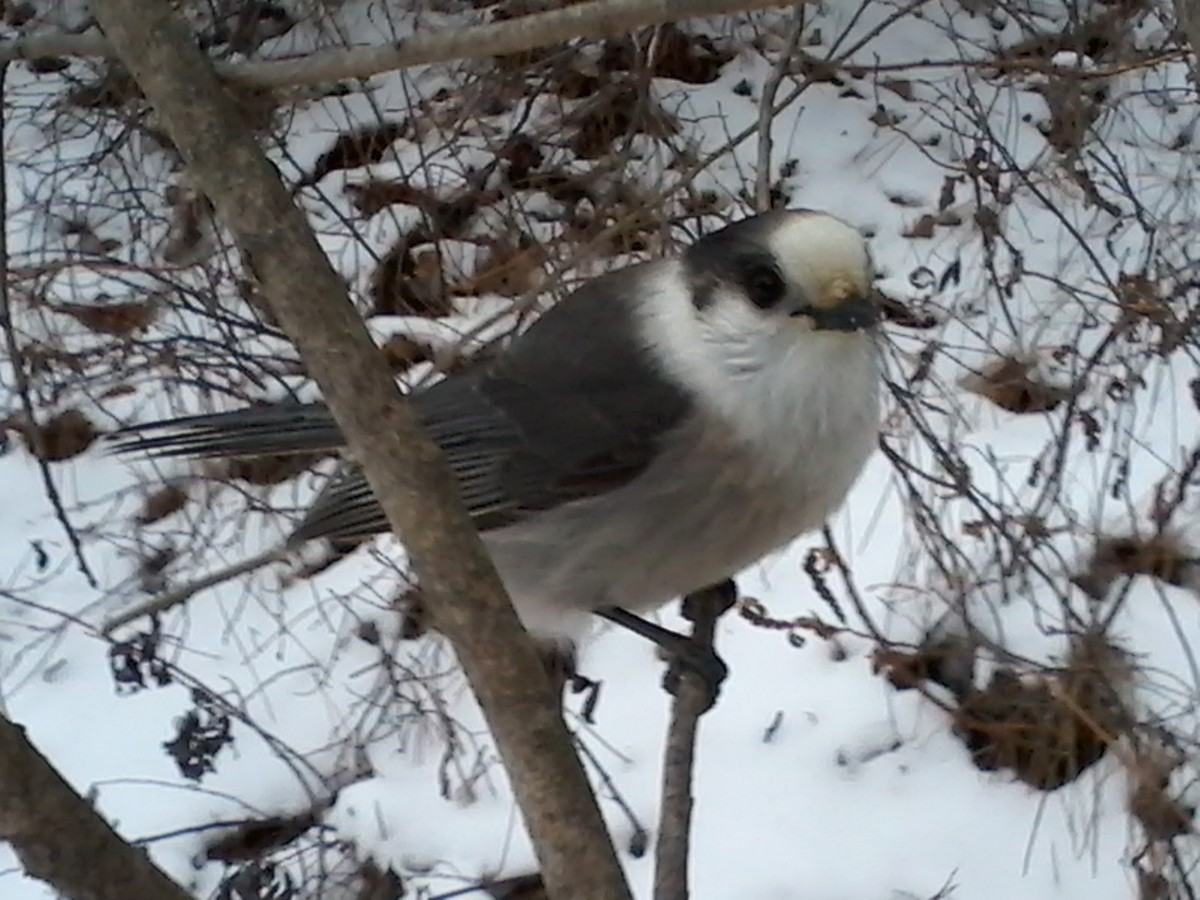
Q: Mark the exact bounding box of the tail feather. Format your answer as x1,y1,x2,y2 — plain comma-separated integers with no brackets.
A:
107,401,346,460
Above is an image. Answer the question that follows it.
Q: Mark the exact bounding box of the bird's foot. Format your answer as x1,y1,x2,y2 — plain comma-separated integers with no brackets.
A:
596,583,736,714
567,671,603,724
537,642,603,722
661,641,729,713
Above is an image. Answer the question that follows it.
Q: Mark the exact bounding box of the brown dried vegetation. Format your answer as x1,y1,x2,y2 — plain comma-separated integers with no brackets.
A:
599,24,733,85
1071,533,1197,600
216,450,333,486
48,299,159,336
344,180,434,217
204,811,320,863
136,483,190,525
951,634,1130,791
5,408,100,462
962,356,1080,414
1128,750,1195,841
873,634,976,699
378,333,434,373
369,240,455,318
455,235,548,298
568,81,678,159
298,120,408,188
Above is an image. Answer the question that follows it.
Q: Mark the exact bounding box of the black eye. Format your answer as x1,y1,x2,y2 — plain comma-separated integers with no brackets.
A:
744,264,786,309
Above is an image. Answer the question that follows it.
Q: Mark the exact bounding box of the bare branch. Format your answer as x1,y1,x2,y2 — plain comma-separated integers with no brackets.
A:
3,0,800,89
88,2,634,898
101,546,289,635
0,712,194,900
754,6,806,211
1176,0,1200,94
0,31,109,64
654,581,736,900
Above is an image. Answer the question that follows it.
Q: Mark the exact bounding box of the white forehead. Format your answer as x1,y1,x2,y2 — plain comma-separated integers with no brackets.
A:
765,212,872,298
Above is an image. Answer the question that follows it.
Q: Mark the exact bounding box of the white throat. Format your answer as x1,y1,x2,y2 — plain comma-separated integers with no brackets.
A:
636,263,879,473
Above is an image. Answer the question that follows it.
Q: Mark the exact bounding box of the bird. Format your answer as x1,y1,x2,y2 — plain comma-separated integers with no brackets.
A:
107,208,881,696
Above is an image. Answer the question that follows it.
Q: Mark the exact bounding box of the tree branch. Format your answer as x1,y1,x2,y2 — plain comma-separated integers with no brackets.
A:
0,712,194,900
0,31,110,65
88,2,633,898
653,581,736,900
1177,0,1200,95
4,0,797,89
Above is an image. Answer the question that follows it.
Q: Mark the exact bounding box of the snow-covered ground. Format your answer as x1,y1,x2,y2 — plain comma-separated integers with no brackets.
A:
2,1,1198,897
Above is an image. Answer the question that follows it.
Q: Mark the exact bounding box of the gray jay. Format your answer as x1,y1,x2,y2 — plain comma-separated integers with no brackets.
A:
108,209,881,690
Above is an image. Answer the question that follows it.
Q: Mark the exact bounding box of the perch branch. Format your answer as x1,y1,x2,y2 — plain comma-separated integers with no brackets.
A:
653,580,737,900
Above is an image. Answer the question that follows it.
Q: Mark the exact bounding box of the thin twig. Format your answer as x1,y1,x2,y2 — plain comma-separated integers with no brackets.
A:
754,5,806,211
0,64,98,590
821,525,886,642
653,580,736,900
573,733,650,858
100,545,290,635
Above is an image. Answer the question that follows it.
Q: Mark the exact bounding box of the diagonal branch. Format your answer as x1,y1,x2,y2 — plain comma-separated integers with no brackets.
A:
0,712,194,900
88,2,633,899
3,0,798,89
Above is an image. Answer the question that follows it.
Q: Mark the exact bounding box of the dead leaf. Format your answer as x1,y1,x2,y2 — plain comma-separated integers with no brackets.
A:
369,239,454,318
299,121,407,188
868,104,902,127
379,333,433,372
137,484,189,525
903,215,937,239
344,180,434,217
204,812,319,863
1072,534,1196,600
600,24,733,84
220,451,332,486
49,299,159,336
6,408,100,462
880,78,914,100
963,357,1079,414
456,235,547,297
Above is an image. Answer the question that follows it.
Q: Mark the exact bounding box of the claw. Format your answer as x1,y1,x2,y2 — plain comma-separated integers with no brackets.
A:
662,642,729,712
595,580,736,714
537,643,603,722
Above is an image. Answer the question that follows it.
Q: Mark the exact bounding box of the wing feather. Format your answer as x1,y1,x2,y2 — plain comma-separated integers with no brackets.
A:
113,262,692,545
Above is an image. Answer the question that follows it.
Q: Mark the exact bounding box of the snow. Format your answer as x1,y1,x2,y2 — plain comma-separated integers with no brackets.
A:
2,0,1199,898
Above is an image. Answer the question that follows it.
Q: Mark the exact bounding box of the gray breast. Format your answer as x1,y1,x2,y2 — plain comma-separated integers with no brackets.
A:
484,336,879,640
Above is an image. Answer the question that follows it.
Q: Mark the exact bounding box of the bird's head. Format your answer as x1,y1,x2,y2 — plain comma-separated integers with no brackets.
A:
684,209,878,337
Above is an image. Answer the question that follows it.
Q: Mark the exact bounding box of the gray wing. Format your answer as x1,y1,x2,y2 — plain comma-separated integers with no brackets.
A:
112,262,693,545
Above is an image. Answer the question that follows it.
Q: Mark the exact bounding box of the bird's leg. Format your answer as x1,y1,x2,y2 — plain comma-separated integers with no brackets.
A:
597,579,737,711
536,643,603,723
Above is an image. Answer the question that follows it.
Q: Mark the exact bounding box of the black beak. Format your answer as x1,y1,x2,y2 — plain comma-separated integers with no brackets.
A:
794,292,880,332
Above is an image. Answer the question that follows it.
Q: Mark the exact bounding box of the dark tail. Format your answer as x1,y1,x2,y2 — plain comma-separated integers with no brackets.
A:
107,401,346,459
